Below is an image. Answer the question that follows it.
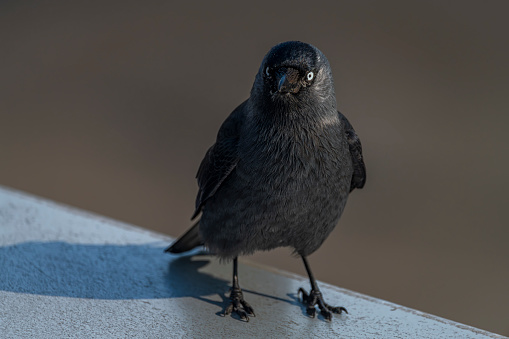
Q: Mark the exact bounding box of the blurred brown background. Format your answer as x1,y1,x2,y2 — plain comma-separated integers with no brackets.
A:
1,0,508,335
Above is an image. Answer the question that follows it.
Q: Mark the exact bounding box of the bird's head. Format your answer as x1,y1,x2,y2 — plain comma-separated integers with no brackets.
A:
251,41,336,111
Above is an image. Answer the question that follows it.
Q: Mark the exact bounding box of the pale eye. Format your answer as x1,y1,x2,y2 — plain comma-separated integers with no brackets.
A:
306,71,314,81
265,67,270,76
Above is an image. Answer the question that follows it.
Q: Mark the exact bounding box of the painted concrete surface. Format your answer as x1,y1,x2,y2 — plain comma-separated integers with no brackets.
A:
0,186,503,338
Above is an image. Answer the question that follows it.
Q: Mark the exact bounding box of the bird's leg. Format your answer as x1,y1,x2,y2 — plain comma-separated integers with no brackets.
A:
298,255,347,321
223,257,255,321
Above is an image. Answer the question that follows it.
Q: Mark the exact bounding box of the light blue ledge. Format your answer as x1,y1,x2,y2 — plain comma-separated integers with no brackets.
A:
0,186,503,338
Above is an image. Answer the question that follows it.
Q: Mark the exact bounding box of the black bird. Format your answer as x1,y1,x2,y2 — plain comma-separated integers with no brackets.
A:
166,41,366,321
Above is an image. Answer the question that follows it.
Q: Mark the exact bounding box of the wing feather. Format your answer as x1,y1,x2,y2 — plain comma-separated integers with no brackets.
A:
191,101,246,219
338,111,366,192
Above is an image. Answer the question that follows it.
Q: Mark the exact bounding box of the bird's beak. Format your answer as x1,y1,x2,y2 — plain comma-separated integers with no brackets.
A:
277,67,301,94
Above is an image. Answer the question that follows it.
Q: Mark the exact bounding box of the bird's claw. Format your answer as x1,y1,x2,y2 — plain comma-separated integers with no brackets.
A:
223,287,255,321
298,287,347,321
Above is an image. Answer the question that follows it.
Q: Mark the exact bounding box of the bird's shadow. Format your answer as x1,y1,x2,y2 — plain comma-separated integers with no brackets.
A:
0,241,302,318
287,292,310,318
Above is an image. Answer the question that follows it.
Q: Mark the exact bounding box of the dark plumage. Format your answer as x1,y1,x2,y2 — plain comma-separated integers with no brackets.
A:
166,41,366,321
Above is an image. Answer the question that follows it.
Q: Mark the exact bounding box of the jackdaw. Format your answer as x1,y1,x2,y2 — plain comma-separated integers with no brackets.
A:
166,41,366,322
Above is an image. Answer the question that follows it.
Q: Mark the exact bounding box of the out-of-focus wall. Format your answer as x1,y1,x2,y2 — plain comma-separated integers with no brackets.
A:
1,1,508,335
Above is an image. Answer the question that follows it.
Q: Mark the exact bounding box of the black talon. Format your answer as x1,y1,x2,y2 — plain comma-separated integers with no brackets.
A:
321,309,332,321
222,257,255,321
325,303,348,315
298,256,348,321
241,299,255,316
223,303,233,316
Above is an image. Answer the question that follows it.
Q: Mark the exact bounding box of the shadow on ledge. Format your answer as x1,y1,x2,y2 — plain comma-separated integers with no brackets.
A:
0,241,230,300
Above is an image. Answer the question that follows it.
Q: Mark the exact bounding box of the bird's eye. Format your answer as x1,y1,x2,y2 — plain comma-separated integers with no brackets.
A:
306,71,314,81
265,67,270,77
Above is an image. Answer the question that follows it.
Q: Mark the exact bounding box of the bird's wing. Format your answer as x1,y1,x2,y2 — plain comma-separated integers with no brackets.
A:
338,111,366,192
191,101,246,219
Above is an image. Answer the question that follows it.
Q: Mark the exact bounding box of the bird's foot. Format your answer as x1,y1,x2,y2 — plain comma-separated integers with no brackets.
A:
223,287,255,322
298,288,347,321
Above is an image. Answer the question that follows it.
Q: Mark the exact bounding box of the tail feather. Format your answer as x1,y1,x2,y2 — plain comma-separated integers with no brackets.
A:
165,221,203,253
